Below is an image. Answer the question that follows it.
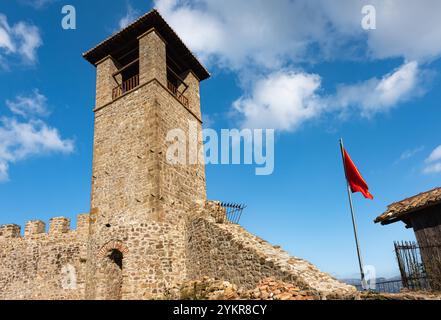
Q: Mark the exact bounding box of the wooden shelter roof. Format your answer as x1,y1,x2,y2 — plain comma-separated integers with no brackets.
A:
375,187,441,225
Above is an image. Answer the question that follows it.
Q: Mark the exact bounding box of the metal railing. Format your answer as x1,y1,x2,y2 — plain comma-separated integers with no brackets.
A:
112,74,140,100
354,279,404,293
352,239,441,294
375,279,403,293
167,80,189,107
394,241,441,291
216,202,247,225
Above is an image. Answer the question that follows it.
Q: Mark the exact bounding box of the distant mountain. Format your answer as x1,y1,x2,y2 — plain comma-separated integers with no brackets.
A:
341,276,401,285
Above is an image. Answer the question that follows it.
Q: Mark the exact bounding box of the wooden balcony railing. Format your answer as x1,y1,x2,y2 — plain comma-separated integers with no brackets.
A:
167,80,189,107
112,74,139,100
111,75,189,107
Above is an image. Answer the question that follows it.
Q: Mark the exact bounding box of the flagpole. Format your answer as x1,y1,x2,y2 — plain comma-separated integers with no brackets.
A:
339,138,366,288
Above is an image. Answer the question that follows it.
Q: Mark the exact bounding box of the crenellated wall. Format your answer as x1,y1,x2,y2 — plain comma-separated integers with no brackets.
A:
0,203,358,300
0,214,90,300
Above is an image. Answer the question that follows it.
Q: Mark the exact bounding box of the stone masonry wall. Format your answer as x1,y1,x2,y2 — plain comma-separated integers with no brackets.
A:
0,214,89,300
85,24,206,299
186,202,358,300
86,77,205,299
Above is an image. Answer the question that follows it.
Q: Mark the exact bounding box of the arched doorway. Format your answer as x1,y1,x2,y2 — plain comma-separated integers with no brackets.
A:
96,241,128,300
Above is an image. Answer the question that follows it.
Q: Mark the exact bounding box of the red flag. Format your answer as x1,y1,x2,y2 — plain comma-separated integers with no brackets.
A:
343,148,374,200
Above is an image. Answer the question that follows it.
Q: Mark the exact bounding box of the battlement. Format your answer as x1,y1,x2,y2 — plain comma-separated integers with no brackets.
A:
48,217,70,235
0,213,90,240
24,220,46,237
0,224,21,238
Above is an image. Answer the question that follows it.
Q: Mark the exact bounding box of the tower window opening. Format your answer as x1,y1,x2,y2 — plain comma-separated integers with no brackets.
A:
166,55,189,107
112,44,140,100
121,61,139,84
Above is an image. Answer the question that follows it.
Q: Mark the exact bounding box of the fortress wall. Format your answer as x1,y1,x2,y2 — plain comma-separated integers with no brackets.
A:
85,219,189,300
186,202,358,299
0,214,89,300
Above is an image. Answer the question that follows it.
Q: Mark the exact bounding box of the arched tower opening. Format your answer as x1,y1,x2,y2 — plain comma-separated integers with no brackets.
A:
96,248,124,300
109,249,123,269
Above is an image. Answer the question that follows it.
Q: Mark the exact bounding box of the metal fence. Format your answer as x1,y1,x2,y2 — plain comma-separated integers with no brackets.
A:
394,241,431,291
353,241,441,293
354,279,403,293
394,241,441,291
374,279,403,293
216,202,247,224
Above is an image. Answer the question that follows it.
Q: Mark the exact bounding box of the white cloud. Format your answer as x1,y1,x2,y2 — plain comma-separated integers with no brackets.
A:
118,4,139,30
334,61,422,117
398,146,424,162
156,0,331,70
365,0,441,62
233,71,322,131
426,145,441,163
423,163,441,174
0,15,15,53
0,161,7,181
0,92,74,182
6,89,48,118
155,0,439,132
423,145,441,174
14,22,41,62
233,61,422,131
156,0,441,69
0,13,42,66
314,0,441,62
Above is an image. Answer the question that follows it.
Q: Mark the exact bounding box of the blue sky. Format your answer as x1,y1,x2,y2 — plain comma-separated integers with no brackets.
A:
0,0,440,279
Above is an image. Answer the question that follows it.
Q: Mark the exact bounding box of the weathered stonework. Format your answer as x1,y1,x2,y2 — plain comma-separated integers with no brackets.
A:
0,215,89,299
186,202,357,300
0,10,356,300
